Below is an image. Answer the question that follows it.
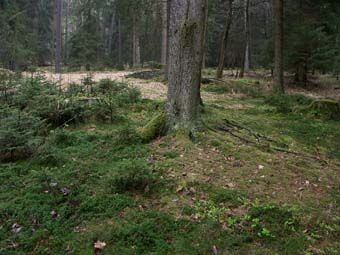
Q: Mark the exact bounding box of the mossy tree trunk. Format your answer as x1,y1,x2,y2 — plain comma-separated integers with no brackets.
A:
167,0,208,132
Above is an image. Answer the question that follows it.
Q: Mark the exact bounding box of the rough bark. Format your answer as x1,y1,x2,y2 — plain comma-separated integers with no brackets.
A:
273,0,285,93
216,0,234,79
55,0,63,74
167,0,208,131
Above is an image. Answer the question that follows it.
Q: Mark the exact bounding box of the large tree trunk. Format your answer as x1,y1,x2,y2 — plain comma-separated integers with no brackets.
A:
273,0,285,93
161,0,168,66
216,0,234,79
55,0,63,74
167,0,208,131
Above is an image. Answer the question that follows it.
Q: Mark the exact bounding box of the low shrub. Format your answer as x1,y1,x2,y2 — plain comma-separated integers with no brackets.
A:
0,106,44,161
13,76,87,126
113,124,142,146
107,160,158,193
264,94,313,113
91,79,141,122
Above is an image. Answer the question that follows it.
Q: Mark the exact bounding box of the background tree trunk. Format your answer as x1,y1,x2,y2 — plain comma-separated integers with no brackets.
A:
216,0,234,79
132,16,141,67
243,0,250,73
55,0,63,74
273,0,285,93
161,0,168,66
167,0,208,131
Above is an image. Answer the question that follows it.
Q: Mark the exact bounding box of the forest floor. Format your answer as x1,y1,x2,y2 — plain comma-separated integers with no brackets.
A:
36,69,340,100
1,69,340,254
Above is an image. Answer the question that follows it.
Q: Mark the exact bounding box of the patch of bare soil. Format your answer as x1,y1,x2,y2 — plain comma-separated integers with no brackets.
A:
31,70,168,100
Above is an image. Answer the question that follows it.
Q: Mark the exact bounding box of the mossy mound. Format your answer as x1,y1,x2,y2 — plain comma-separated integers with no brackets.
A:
126,70,164,80
138,112,168,143
296,99,340,121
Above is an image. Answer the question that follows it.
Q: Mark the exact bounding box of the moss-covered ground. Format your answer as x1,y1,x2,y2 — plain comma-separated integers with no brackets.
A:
1,73,340,255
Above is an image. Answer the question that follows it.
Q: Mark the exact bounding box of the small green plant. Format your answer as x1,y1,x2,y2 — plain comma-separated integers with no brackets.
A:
211,188,246,207
193,200,228,221
107,160,158,193
0,106,44,161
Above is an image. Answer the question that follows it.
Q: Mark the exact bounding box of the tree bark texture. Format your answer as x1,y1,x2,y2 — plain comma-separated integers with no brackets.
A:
167,0,208,131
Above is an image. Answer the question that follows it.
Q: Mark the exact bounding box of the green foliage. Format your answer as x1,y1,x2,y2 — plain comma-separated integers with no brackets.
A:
297,99,340,121
79,194,135,218
0,106,44,161
13,76,86,126
92,79,141,123
211,188,246,207
113,124,142,147
247,204,298,238
107,160,158,193
264,94,313,114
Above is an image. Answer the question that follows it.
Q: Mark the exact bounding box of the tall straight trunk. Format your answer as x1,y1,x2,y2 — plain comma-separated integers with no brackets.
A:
216,0,234,79
199,0,209,106
55,0,63,74
161,0,168,66
132,17,141,67
273,0,285,93
167,0,208,131
118,18,122,66
243,0,250,73
108,10,116,56
64,0,69,62
165,0,171,80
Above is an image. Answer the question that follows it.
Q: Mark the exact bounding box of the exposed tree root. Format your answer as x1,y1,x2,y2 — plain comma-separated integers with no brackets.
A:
213,119,331,164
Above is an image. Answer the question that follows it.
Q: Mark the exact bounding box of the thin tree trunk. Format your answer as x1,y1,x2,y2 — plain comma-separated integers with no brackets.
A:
161,0,168,66
165,0,171,80
55,0,63,74
273,0,284,93
244,0,250,72
216,0,234,79
132,16,141,67
64,0,69,63
199,0,209,106
118,18,122,66
167,0,208,131
108,11,116,56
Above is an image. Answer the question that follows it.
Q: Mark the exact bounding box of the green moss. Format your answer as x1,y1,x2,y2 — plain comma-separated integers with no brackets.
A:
138,112,168,143
297,99,340,120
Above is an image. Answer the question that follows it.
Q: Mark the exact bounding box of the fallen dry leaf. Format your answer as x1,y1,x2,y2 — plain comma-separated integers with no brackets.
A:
94,240,106,250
